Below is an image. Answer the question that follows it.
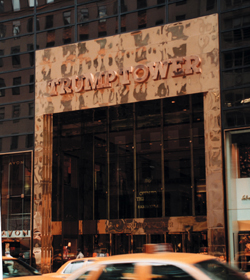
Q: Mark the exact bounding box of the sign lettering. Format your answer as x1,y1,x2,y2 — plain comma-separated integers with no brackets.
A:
47,55,201,96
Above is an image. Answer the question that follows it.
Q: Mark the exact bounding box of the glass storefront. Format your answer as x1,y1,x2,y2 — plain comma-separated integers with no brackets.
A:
51,93,206,267
225,130,250,272
0,152,32,260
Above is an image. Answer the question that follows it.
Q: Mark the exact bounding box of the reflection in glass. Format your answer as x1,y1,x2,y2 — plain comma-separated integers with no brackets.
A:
0,153,31,232
136,100,162,218
133,235,146,253
109,105,134,219
52,94,205,224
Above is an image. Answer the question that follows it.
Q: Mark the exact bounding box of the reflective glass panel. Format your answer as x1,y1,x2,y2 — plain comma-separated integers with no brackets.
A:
36,26,74,49
136,100,162,218
109,104,134,219
164,95,192,216
78,17,117,41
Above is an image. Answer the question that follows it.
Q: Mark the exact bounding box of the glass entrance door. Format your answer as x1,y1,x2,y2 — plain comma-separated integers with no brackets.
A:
112,234,131,255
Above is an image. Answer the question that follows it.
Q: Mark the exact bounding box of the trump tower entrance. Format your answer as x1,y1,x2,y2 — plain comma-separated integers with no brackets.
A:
34,14,225,272
51,95,207,263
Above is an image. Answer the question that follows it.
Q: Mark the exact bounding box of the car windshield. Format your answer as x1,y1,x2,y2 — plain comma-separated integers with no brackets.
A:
3,259,41,278
194,259,246,280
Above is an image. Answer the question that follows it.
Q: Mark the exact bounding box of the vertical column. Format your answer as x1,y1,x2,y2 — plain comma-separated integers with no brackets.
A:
34,113,53,273
33,114,44,272
204,90,226,258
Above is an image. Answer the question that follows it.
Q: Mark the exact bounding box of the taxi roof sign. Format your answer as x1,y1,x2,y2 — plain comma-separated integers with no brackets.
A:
144,243,173,253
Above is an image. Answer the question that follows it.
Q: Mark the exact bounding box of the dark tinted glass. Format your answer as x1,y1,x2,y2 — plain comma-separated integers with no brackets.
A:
37,26,74,49
78,17,117,41
168,0,217,23
195,259,246,279
37,8,74,31
120,6,165,33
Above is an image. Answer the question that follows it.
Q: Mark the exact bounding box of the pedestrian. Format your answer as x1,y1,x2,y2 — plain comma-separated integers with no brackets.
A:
76,248,84,259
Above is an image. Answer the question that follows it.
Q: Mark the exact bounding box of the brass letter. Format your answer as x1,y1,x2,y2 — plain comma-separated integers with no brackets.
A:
119,67,133,85
47,79,59,96
171,58,185,77
72,75,84,92
133,65,149,83
184,55,202,75
148,60,171,80
85,73,99,91
58,78,72,94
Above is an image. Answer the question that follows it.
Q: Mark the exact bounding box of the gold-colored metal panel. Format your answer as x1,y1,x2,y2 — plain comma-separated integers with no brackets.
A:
34,14,224,271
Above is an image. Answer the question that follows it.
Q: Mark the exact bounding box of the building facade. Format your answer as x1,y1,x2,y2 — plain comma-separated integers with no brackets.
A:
0,0,250,274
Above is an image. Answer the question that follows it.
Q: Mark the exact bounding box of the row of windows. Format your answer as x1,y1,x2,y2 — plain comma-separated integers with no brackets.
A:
0,135,33,151
0,76,34,96
0,0,217,39
0,103,34,120
0,0,249,15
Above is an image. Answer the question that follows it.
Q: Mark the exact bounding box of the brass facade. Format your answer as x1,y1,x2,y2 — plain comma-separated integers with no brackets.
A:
35,14,223,272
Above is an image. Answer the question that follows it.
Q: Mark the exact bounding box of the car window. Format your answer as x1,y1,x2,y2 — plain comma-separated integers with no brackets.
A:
195,259,246,280
151,263,196,280
64,261,85,274
76,269,93,280
3,259,41,278
98,263,136,280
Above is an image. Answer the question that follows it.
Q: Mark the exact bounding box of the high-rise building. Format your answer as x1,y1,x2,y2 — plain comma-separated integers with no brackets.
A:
0,0,249,273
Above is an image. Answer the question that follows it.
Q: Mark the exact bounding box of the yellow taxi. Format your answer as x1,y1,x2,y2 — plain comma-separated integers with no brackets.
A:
66,244,248,280
45,257,99,278
2,255,55,279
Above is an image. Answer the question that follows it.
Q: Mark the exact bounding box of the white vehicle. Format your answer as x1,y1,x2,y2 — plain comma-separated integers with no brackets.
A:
66,244,247,280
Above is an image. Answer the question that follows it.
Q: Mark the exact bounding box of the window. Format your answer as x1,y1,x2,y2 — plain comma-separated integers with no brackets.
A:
11,46,20,66
12,77,21,95
176,14,186,21
12,104,20,118
0,0,3,13
176,0,187,5
0,78,5,97
206,0,215,10
13,21,20,36
28,0,38,7
0,107,4,120
45,15,53,29
0,49,3,67
80,8,89,22
27,45,35,66
29,75,34,93
36,19,40,31
0,153,32,256
137,0,147,9
47,0,54,3
27,18,33,32
26,134,33,148
0,24,6,38
232,133,250,178
223,48,250,69
138,10,147,28
29,102,34,116
195,259,246,279
11,136,18,150
46,30,55,47
63,11,71,25
64,261,84,274
151,264,195,279
98,263,135,280
99,6,107,22
12,0,20,11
